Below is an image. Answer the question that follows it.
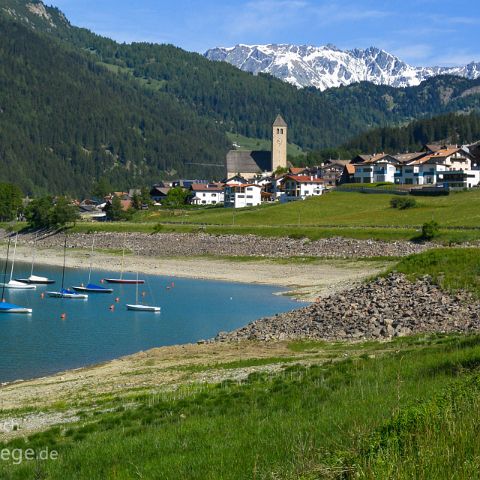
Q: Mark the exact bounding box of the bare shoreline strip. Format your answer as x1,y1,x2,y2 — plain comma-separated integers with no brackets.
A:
2,244,391,301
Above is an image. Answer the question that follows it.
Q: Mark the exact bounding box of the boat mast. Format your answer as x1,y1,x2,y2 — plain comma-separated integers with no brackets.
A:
30,233,37,277
135,271,139,304
9,233,18,282
120,232,126,280
87,236,95,284
61,235,67,290
1,237,11,301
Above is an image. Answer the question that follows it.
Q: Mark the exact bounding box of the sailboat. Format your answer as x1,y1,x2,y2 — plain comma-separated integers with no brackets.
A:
47,236,88,299
72,237,113,293
104,234,144,284
0,238,32,314
0,234,36,290
126,272,160,312
16,234,55,284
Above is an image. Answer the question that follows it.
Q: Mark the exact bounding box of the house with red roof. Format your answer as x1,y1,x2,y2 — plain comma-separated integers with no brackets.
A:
277,174,324,202
190,183,224,205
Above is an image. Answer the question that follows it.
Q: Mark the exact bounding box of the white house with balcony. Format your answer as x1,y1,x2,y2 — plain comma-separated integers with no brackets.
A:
277,175,325,202
190,183,225,205
224,184,262,208
394,147,477,187
352,154,399,184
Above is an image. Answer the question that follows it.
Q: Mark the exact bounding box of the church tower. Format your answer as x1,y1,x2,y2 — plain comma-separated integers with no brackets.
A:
271,114,288,172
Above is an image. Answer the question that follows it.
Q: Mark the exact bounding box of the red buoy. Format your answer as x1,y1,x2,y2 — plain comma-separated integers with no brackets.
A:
60,313,66,319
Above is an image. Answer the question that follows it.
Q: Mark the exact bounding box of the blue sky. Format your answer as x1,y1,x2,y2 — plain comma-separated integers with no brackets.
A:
48,0,480,66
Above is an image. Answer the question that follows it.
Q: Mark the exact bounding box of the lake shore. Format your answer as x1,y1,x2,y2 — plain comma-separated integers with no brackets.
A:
2,242,392,301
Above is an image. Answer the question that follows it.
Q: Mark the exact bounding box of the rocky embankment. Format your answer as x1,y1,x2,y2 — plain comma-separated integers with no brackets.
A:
3,231,430,258
215,273,480,342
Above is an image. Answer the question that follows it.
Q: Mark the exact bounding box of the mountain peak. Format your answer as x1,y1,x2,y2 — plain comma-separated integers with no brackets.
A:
205,43,480,91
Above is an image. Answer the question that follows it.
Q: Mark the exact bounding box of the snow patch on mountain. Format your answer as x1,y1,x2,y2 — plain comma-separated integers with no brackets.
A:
204,44,480,91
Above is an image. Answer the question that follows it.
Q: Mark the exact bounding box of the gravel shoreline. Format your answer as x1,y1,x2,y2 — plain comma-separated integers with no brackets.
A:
214,273,480,342
1,230,431,258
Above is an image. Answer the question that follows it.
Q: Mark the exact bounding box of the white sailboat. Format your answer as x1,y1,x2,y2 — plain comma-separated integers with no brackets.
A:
0,237,32,313
126,272,160,312
16,234,55,285
47,236,88,300
0,234,36,290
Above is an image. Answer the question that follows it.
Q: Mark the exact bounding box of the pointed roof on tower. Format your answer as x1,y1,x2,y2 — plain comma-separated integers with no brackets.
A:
273,114,287,127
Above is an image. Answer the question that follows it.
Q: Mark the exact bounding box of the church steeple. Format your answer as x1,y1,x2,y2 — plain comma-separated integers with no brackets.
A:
272,115,287,172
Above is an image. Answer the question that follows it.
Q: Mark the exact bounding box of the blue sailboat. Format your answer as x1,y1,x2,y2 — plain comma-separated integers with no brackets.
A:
72,237,113,293
0,237,32,314
47,236,88,300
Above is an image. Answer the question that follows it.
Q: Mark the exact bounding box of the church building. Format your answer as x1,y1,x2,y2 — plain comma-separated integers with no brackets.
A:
225,115,288,179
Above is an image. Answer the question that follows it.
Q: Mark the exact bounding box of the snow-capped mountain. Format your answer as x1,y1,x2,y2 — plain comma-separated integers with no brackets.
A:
204,44,480,91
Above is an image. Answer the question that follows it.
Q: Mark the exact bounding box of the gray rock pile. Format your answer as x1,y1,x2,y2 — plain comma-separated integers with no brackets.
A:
215,273,480,342
3,231,430,259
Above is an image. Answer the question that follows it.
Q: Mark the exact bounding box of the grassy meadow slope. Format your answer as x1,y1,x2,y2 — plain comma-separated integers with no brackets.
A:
68,189,480,243
1,334,480,479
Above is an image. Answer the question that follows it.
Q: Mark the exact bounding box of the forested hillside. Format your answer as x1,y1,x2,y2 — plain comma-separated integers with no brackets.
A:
344,112,480,153
1,0,480,196
0,14,228,195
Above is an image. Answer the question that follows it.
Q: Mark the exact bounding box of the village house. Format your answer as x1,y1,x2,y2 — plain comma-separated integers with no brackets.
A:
224,183,262,208
149,184,171,204
352,154,400,183
277,175,325,202
189,183,225,205
394,147,477,186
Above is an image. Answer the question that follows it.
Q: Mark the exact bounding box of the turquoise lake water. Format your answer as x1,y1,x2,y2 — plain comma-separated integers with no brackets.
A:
0,261,300,382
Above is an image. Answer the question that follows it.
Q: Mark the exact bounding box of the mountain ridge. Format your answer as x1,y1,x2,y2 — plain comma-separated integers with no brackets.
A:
205,44,480,91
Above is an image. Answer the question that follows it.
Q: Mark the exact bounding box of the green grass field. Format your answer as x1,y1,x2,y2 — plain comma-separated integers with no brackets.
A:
160,189,480,228
4,189,480,243
2,335,480,479
71,189,480,243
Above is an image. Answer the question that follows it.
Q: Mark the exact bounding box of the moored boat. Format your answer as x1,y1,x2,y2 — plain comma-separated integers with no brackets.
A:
15,275,55,285
126,304,160,312
0,302,32,314
47,236,88,300
72,283,113,293
104,278,144,284
125,271,160,312
0,234,36,290
72,238,113,293
47,288,88,299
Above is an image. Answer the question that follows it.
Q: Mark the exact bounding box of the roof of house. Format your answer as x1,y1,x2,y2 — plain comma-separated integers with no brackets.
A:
352,154,373,163
344,164,355,174
363,153,399,164
150,186,170,196
226,150,271,174
394,152,425,163
326,159,350,167
282,175,324,184
273,114,287,127
424,144,458,152
410,148,463,165
289,167,308,174
191,183,224,192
